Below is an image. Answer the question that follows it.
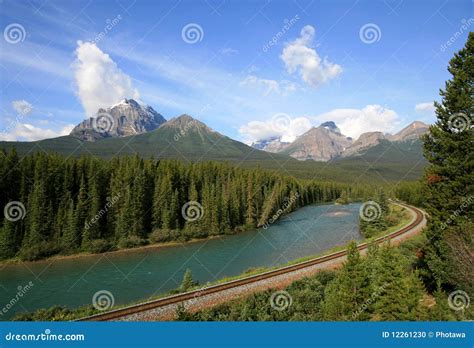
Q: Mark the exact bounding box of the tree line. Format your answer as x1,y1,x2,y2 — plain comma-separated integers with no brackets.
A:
0,152,372,261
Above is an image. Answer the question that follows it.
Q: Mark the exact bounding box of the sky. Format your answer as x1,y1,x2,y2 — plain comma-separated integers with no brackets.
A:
0,0,472,143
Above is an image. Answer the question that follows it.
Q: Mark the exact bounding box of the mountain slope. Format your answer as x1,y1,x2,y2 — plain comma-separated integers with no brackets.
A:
70,99,166,141
0,115,293,164
280,125,352,161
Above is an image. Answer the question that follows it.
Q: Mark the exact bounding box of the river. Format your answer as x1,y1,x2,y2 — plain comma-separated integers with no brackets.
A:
0,203,362,320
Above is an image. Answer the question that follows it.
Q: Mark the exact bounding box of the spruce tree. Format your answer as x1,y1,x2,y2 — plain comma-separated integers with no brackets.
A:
422,33,473,290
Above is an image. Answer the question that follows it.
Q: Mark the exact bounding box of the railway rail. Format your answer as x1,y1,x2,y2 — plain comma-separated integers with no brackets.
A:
79,202,426,321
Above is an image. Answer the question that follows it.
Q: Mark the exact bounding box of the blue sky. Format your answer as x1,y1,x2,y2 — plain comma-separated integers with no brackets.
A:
0,0,472,142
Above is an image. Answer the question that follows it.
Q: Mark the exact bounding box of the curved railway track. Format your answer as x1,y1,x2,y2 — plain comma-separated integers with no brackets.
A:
79,202,426,321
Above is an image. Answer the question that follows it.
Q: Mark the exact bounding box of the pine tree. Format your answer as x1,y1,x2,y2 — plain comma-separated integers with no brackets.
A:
422,33,473,290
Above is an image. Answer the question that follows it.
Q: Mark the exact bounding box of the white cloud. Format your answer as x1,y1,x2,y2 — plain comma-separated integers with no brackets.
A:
314,105,399,139
415,102,435,115
73,41,140,117
240,75,297,96
280,25,342,88
239,116,312,143
12,100,33,116
0,123,74,141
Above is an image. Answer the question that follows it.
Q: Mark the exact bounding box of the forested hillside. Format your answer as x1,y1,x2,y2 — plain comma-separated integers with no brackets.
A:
0,151,371,261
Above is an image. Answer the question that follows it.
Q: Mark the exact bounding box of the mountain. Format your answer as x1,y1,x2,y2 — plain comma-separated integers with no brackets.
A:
279,123,353,161
341,131,387,158
389,121,429,142
0,114,293,165
70,99,166,141
251,136,290,153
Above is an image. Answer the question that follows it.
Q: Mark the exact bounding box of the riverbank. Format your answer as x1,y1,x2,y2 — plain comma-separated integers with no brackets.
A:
9,202,417,321
0,201,340,267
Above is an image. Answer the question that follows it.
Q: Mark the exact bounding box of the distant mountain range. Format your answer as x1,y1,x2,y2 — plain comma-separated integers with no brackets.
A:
251,120,429,162
0,99,430,182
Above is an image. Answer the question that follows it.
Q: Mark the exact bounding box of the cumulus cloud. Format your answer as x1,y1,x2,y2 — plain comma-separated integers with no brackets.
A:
280,25,342,88
240,75,297,96
12,100,33,116
415,102,435,115
314,105,399,139
73,41,140,117
239,116,312,143
0,123,74,141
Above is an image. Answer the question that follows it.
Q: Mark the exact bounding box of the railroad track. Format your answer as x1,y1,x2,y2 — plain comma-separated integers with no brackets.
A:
79,202,426,321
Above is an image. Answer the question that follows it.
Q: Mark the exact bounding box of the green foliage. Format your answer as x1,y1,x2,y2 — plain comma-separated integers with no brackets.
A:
421,33,474,293
179,269,198,292
182,243,432,321
0,152,372,261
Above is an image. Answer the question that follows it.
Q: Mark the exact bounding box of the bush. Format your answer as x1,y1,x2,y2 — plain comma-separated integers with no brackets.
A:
118,236,146,249
19,242,60,261
88,239,112,254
